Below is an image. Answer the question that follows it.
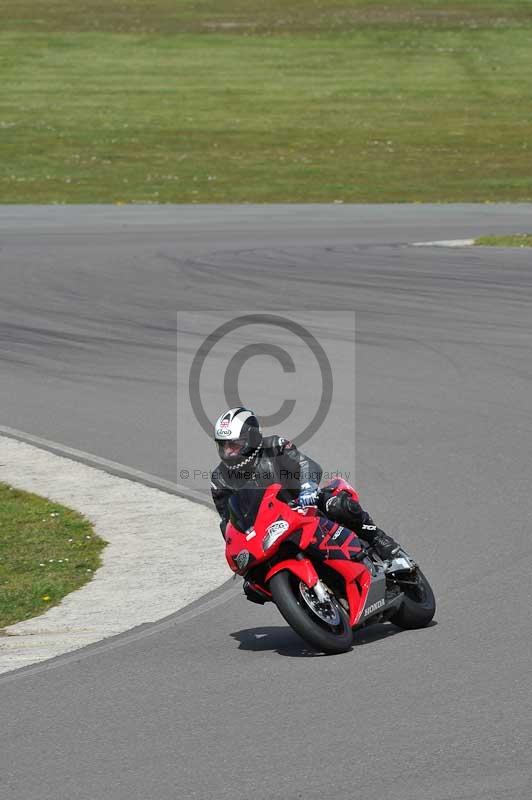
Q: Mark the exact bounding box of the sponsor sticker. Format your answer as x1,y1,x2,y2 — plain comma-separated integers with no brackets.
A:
363,598,385,617
263,519,290,551
266,520,289,538
216,428,232,437
278,437,293,449
331,526,345,541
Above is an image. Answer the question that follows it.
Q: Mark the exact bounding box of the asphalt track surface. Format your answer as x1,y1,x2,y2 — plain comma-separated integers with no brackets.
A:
1,204,531,799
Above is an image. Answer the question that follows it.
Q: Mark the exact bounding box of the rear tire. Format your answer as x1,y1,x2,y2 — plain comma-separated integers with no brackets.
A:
269,571,353,654
391,568,436,629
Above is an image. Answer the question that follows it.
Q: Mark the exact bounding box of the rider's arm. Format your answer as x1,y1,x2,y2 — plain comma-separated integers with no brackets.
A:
210,475,232,537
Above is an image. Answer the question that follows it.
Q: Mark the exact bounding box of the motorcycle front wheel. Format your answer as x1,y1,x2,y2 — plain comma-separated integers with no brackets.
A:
269,571,353,654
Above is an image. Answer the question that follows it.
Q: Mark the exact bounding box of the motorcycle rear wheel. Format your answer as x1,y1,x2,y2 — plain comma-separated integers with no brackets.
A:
269,571,353,654
391,567,436,629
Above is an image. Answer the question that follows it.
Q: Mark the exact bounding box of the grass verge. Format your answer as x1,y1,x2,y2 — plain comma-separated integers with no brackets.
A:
474,233,532,247
1,1,532,203
0,483,106,629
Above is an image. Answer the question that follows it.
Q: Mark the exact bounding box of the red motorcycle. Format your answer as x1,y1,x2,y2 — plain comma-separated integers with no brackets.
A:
225,479,435,654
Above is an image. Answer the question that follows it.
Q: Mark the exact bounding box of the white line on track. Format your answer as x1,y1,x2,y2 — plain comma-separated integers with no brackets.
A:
411,239,475,247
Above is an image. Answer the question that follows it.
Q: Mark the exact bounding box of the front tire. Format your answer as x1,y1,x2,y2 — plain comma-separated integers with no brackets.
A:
391,567,436,629
269,571,353,654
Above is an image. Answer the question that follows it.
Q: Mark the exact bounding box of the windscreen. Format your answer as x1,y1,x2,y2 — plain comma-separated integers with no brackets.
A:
228,486,268,533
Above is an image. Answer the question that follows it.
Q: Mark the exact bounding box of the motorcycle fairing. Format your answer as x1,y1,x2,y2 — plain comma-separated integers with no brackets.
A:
313,518,364,562
264,558,319,589
358,571,387,620
318,558,372,626
225,481,379,627
225,484,317,575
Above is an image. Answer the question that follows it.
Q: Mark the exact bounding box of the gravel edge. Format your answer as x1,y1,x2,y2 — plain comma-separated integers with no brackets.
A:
0,436,229,674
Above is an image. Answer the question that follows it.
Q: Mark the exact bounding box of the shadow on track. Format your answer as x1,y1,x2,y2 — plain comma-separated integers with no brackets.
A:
230,623,404,657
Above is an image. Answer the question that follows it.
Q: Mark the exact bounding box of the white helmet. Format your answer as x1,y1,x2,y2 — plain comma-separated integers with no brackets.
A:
214,407,262,466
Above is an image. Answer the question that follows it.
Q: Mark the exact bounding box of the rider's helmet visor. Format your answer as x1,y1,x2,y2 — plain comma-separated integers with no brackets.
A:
218,438,247,461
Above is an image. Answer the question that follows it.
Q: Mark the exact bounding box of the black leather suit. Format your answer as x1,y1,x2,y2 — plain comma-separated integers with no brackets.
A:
210,435,377,539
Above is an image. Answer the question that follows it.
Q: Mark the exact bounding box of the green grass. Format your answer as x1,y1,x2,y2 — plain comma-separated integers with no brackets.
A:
0,483,106,629
1,1,532,203
474,233,532,246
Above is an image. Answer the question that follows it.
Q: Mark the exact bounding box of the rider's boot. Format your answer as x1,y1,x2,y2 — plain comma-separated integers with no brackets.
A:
363,526,400,560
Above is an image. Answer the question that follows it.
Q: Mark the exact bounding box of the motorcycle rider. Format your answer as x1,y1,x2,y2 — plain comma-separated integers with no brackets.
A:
211,408,400,600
